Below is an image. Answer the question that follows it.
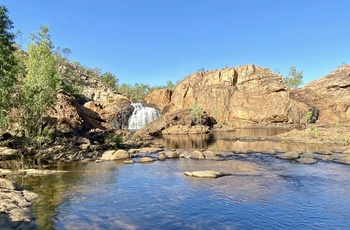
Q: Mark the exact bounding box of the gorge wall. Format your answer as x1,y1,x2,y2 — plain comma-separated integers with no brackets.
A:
146,64,309,128
291,64,350,125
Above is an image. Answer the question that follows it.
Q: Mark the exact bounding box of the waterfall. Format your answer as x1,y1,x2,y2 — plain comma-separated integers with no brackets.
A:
128,102,160,130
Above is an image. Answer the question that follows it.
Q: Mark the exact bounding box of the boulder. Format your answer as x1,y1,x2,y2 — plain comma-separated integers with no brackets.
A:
164,151,179,159
277,150,302,160
157,152,167,161
101,149,129,160
139,157,156,163
179,151,190,158
184,170,230,178
203,150,217,160
190,150,205,160
297,158,318,164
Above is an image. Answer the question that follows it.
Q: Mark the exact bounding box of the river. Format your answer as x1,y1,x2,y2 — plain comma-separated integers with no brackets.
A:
7,129,350,229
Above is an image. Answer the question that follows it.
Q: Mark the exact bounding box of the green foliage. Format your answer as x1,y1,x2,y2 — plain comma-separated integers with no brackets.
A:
304,111,313,123
118,83,152,101
190,102,202,123
100,71,118,89
54,48,85,98
308,125,320,139
19,26,60,139
117,80,178,101
283,67,304,90
106,132,123,148
165,80,176,90
0,6,18,130
32,124,58,147
86,67,101,77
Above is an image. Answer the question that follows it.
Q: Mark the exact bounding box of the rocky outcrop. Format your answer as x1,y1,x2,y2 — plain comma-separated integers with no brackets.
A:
0,178,38,229
146,65,309,128
84,95,133,129
0,147,19,160
291,64,350,125
145,89,173,114
135,109,217,136
50,90,105,133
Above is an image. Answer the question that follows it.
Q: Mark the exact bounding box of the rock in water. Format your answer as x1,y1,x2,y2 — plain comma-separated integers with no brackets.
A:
184,170,230,178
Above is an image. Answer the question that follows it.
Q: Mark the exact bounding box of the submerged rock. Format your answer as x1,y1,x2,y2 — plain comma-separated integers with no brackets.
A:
164,151,179,159
139,157,156,163
184,170,230,179
123,159,135,164
297,158,318,164
277,150,302,160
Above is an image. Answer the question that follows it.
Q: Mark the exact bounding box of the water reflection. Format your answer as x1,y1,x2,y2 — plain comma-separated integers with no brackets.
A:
155,129,338,152
9,157,350,229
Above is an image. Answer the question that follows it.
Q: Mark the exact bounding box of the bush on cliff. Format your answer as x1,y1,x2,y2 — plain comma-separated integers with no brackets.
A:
283,67,304,90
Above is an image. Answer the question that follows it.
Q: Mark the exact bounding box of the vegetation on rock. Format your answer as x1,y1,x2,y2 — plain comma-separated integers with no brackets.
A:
283,66,304,89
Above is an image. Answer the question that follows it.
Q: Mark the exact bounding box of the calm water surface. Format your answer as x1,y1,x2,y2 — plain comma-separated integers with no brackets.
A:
15,155,350,230
9,129,350,229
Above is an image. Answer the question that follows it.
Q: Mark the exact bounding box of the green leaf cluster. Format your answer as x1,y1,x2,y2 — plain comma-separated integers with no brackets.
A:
0,6,17,129
283,67,304,90
100,71,118,89
190,102,202,123
19,26,61,139
117,80,177,101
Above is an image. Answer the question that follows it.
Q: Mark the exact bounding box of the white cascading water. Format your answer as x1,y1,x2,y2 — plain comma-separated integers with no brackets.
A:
128,102,160,130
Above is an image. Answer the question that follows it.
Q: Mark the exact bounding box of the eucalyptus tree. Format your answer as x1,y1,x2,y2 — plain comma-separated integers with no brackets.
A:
283,67,304,90
20,26,60,140
0,6,18,130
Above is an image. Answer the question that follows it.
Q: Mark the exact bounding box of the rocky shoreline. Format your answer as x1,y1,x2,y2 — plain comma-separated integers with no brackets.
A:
1,127,350,228
0,178,38,230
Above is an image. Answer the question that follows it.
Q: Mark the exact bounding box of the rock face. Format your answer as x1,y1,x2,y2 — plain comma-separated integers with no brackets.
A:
146,65,309,128
50,90,105,132
145,89,173,114
84,95,133,129
135,109,216,136
291,64,350,125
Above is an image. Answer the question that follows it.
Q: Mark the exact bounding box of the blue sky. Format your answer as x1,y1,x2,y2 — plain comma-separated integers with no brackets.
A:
2,0,350,86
